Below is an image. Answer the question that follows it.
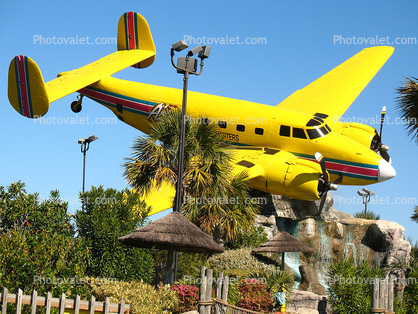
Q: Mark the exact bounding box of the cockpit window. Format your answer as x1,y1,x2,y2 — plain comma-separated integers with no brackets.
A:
306,118,323,127
293,127,307,139
307,125,330,139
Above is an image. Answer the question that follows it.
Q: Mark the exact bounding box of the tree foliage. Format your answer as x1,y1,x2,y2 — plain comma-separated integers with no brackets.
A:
327,259,381,314
396,76,418,143
75,186,154,282
0,182,88,298
123,109,260,242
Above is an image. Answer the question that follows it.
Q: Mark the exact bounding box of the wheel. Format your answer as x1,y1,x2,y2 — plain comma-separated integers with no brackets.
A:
71,101,82,113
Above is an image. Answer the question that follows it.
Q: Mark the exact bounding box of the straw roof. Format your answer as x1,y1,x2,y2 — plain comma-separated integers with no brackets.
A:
118,211,224,254
252,231,314,253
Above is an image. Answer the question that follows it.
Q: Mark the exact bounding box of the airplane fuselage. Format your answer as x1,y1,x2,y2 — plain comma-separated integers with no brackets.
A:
79,76,394,187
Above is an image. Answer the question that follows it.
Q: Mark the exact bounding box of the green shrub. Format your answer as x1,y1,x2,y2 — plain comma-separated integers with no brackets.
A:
225,225,268,249
207,248,277,276
327,258,381,314
0,182,89,299
75,186,154,282
90,280,178,314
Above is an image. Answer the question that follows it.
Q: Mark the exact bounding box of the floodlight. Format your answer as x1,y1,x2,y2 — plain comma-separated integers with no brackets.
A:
187,45,203,57
362,188,372,194
172,40,188,52
176,57,198,73
87,135,98,143
78,138,85,144
357,190,366,196
198,45,211,59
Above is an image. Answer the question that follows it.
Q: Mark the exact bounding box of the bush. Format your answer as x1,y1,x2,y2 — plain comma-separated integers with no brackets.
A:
225,226,268,249
327,258,381,314
75,186,154,282
207,248,277,276
90,280,178,314
170,284,199,314
0,182,89,299
237,279,271,313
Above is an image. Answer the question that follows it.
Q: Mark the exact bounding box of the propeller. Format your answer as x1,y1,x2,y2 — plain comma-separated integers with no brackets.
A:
315,152,343,214
376,106,390,163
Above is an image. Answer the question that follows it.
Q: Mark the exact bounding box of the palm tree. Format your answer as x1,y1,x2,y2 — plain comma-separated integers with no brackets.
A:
396,76,418,143
123,109,260,242
411,205,418,223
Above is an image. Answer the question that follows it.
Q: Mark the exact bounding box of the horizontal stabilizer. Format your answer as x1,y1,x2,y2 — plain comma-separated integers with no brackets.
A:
8,55,49,118
46,49,156,103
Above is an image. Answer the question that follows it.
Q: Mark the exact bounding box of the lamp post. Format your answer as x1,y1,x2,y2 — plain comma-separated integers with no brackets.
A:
78,135,98,194
170,40,210,213
166,41,210,284
357,188,375,218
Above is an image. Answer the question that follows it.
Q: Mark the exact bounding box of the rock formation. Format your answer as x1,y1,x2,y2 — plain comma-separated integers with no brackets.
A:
253,192,411,314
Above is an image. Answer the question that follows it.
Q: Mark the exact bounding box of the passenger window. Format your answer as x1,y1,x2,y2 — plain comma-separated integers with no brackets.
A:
280,125,291,137
293,127,307,139
237,124,245,132
255,128,264,135
218,121,227,129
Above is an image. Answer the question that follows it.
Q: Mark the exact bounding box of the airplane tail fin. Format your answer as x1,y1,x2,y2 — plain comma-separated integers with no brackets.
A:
117,11,156,69
8,55,49,118
8,12,156,119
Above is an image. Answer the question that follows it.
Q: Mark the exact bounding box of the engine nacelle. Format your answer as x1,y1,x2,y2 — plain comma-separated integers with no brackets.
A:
248,152,322,201
339,122,377,149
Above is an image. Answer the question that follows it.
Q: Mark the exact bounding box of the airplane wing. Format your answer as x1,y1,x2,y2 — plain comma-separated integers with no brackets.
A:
133,181,176,216
276,46,394,122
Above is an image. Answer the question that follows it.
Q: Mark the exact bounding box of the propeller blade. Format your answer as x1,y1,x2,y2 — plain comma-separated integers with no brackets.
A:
379,106,386,140
381,150,390,163
318,191,328,214
315,152,328,183
332,173,344,185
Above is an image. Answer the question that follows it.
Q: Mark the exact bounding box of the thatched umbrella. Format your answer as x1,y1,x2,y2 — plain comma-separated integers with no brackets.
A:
119,211,224,283
252,231,314,271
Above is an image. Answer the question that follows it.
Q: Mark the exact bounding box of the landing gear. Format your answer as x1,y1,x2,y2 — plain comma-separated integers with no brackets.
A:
71,95,83,113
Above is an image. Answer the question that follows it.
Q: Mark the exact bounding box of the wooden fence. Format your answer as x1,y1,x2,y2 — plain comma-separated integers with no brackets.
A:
198,267,265,314
370,275,403,314
0,288,129,314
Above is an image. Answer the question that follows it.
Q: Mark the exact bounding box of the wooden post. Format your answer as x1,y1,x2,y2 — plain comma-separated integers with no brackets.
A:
379,278,387,312
396,272,405,303
16,289,23,314
1,287,8,314
371,277,380,310
89,295,96,314
221,275,229,314
205,269,213,314
199,266,207,314
215,272,223,314
46,292,52,314
59,293,66,314
387,276,394,313
30,290,37,314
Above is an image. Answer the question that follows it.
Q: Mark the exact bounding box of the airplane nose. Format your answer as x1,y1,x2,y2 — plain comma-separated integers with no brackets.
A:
378,158,396,182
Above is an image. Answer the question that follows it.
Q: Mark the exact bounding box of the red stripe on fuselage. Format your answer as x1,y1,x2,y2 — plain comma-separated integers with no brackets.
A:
326,161,378,178
78,87,152,114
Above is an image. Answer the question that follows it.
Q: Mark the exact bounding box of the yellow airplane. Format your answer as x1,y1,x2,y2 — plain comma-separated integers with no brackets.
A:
8,11,396,215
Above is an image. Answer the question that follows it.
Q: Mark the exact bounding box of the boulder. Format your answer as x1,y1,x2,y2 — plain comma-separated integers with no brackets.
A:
286,290,331,314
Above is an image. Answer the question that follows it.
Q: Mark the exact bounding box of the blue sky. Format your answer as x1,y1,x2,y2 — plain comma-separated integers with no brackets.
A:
2,1,418,240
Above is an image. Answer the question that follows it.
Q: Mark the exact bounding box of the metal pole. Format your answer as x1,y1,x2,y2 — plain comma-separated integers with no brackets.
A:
82,145,86,194
174,59,189,213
